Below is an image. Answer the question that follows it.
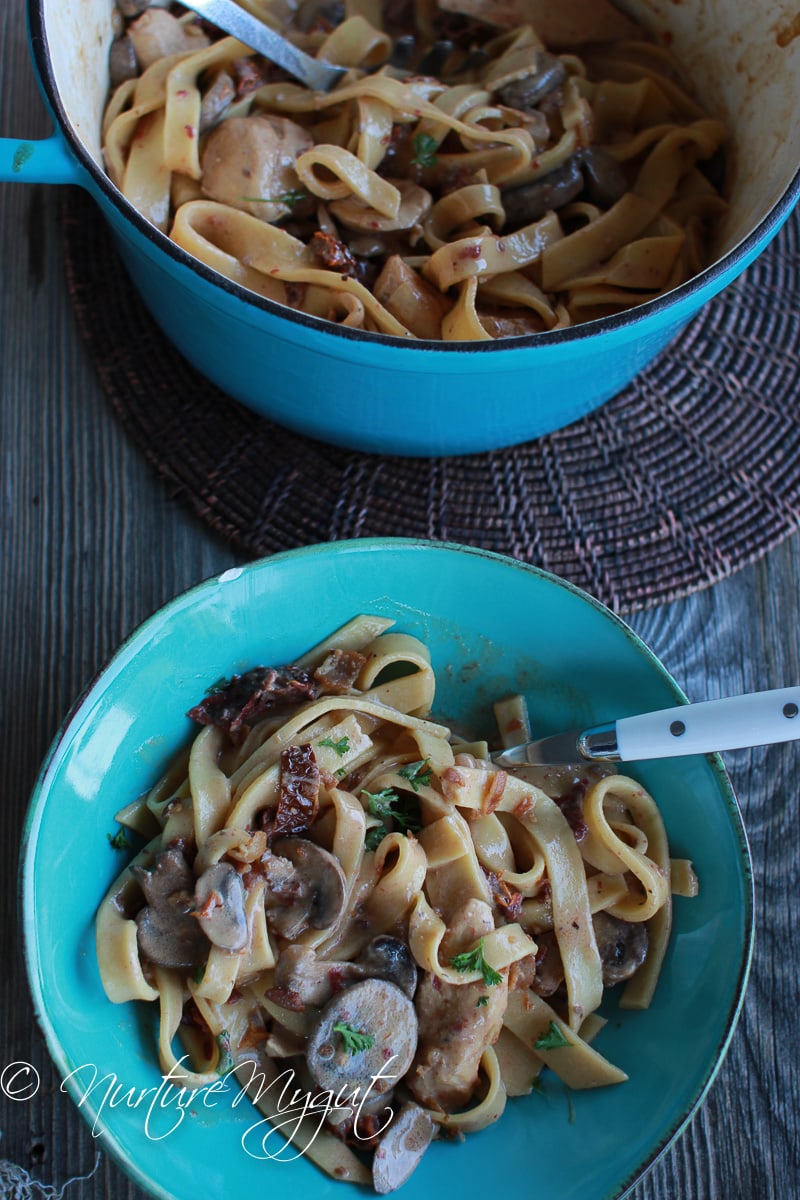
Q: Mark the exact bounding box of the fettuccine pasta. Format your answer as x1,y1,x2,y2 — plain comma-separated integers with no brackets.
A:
96,615,697,1192
102,0,727,340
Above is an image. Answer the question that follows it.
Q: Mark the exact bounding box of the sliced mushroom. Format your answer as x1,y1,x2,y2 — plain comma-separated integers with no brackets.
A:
201,114,314,224
133,847,209,969
108,35,138,89
265,838,346,939
199,69,236,135
580,146,628,208
358,936,418,999
194,862,248,952
495,52,567,111
306,979,418,1099
372,1102,436,1194
502,157,584,228
273,944,364,1007
593,911,648,986
273,936,417,1009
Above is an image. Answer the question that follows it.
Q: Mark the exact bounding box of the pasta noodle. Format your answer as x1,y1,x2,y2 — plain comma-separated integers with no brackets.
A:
102,0,727,341
96,615,696,1192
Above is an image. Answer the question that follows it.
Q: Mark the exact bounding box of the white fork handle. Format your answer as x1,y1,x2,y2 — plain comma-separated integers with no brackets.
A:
615,687,800,760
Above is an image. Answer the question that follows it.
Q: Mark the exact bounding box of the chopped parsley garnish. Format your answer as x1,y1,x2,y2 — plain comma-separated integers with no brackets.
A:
106,828,131,851
333,1021,375,1054
476,995,489,1008
365,825,388,852
192,964,206,985
449,937,503,986
531,1076,545,1094
397,758,432,792
362,787,422,832
242,190,308,208
411,132,438,169
320,735,350,757
534,1021,571,1051
216,1030,234,1075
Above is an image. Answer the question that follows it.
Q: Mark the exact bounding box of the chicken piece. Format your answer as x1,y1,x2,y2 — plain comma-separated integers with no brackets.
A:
373,255,451,339
478,310,548,339
408,899,508,1110
201,115,314,224
127,9,209,70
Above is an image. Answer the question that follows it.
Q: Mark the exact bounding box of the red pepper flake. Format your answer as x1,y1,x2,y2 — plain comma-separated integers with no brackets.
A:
514,795,535,818
481,770,507,814
176,88,189,98
184,124,196,139
458,244,483,261
506,717,523,733
484,869,523,919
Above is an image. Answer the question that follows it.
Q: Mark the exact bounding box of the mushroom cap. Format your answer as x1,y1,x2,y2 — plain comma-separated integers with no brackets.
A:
194,862,248,952
306,979,418,1099
132,847,210,970
593,911,649,986
372,1102,436,1194
267,838,346,939
358,936,418,999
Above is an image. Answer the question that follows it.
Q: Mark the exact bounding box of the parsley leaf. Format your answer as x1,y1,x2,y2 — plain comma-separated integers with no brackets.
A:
106,828,131,851
411,132,438,169
449,937,503,986
476,995,489,1008
320,735,350,757
333,1021,375,1054
365,825,388,852
534,1021,571,1051
397,759,432,792
216,1030,234,1075
363,787,421,833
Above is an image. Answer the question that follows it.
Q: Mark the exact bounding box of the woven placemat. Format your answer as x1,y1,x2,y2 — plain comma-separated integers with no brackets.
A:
62,186,800,613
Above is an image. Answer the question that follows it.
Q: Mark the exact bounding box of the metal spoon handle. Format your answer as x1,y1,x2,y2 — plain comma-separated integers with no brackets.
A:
181,0,348,91
613,686,800,760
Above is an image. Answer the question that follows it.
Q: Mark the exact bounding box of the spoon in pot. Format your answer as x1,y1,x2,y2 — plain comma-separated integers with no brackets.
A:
181,0,349,91
492,686,800,766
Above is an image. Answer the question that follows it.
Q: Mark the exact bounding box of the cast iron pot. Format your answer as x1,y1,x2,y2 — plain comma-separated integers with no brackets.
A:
2,0,799,455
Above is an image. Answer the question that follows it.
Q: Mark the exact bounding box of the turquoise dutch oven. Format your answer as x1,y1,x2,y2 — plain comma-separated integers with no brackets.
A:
2,0,799,456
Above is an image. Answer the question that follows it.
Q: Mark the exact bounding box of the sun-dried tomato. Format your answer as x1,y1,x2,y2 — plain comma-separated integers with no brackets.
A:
187,665,318,738
273,744,321,839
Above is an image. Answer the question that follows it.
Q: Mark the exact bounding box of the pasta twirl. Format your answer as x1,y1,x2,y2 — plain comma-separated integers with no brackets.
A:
96,615,696,1192
103,0,727,341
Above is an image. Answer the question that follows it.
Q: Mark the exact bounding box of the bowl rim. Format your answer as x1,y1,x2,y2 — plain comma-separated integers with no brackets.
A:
19,537,755,1200
27,0,800,354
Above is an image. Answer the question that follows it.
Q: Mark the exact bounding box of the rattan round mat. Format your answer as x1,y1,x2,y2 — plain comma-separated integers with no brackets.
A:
63,187,800,613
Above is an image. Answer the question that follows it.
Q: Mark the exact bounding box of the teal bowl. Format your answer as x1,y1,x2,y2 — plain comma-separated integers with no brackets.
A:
22,540,753,1200
1,0,800,454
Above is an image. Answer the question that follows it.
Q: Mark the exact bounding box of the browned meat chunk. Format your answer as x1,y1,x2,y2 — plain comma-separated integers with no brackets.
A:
407,899,508,1110
314,648,366,694
201,115,313,224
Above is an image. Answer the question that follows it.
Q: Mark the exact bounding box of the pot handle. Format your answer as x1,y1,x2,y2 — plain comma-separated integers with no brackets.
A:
0,131,83,186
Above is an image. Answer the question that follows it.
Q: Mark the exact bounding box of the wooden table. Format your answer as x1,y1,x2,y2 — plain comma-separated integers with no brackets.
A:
2,4,798,1196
